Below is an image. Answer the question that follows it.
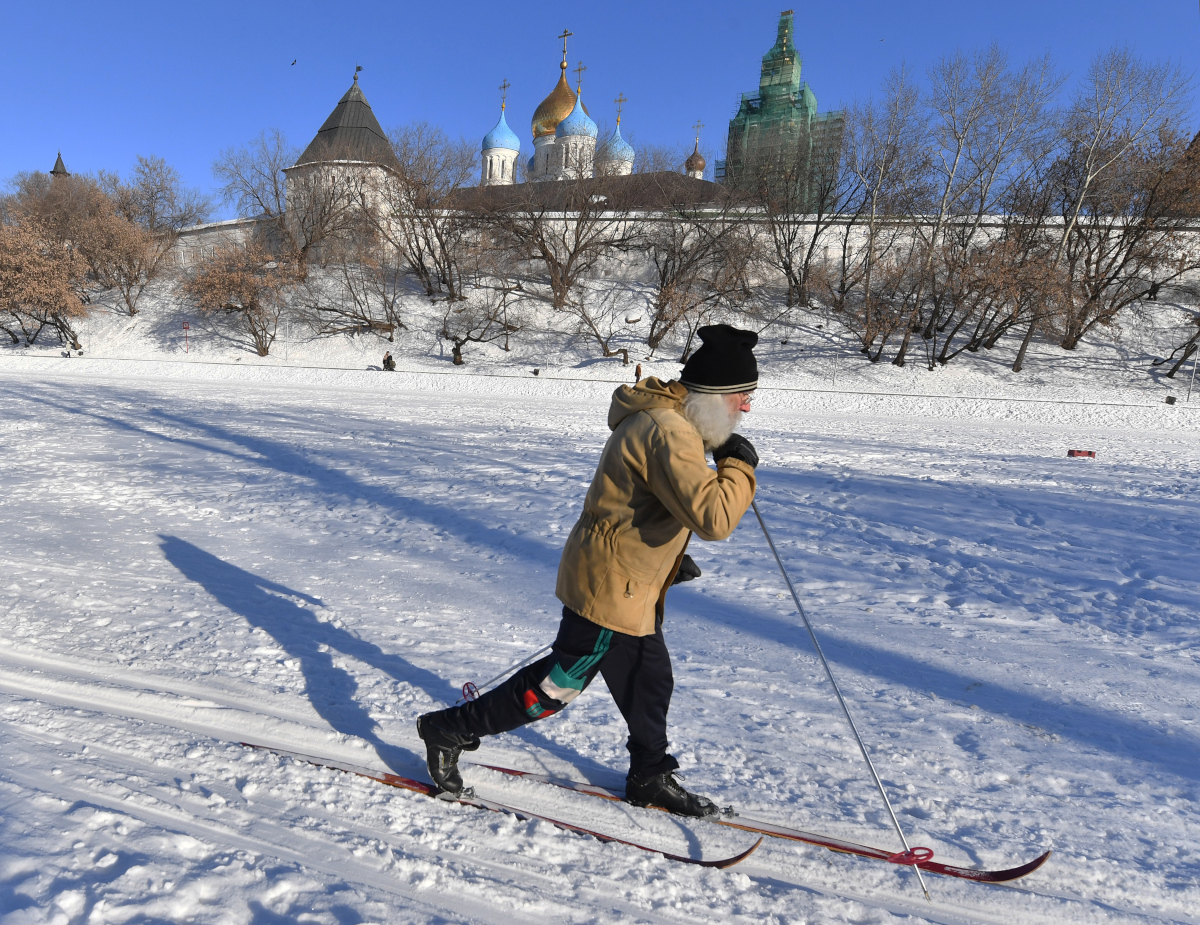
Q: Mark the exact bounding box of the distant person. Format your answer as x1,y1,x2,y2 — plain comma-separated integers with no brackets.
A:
635,363,642,382
383,351,396,372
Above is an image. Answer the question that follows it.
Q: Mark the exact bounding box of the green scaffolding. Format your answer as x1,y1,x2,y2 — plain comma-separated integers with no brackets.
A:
716,10,845,206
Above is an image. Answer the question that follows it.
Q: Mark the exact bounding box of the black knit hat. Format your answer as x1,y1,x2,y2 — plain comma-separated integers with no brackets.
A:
679,324,759,394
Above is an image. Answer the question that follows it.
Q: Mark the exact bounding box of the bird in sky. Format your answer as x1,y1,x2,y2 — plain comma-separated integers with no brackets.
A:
291,59,297,65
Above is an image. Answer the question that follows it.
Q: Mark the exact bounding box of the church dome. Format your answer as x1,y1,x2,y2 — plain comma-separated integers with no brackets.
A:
603,124,635,163
685,140,706,174
482,108,520,152
556,95,597,138
531,60,588,138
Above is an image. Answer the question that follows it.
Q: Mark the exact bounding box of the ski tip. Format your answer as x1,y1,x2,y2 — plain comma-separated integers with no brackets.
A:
1001,849,1053,882
712,837,764,870
961,848,1052,883
660,836,762,869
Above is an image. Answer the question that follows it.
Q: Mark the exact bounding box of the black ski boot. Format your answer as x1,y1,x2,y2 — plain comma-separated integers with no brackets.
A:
417,714,480,796
625,770,719,818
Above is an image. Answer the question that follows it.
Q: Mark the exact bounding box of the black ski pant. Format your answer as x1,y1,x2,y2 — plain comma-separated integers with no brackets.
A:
425,606,679,781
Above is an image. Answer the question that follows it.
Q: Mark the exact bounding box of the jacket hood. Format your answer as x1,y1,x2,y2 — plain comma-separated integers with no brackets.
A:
608,377,688,431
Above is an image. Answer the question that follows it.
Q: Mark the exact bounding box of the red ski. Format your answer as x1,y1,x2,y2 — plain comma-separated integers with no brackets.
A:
239,742,761,870
472,763,1051,884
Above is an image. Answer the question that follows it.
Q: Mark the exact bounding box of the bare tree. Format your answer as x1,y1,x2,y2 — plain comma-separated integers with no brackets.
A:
439,275,522,365
213,130,370,276
1154,308,1200,378
298,236,407,340
823,68,931,362
103,156,210,232
562,281,636,365
1051,126,1200,352
643,184,756,354
482,175,639,311
181,240,297,356
631,141,689,175
1011,47,1191,371
748,122,858,308
907,50,1063,367
377,122,477,300
922,168,1061,366
888,47,1062,367
213,130,293,228
93,156,211,315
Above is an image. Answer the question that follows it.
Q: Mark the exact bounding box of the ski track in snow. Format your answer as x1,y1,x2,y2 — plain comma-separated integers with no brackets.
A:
1,361,1198,924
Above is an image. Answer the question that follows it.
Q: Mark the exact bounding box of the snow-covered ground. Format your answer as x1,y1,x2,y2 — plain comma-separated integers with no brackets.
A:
2,301,1199,924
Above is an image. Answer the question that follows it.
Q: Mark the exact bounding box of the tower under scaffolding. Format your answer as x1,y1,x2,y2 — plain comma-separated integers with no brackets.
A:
716,10,844,207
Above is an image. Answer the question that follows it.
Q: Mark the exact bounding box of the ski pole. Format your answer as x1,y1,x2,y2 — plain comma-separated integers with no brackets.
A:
752,498,933,902
456,645,553,704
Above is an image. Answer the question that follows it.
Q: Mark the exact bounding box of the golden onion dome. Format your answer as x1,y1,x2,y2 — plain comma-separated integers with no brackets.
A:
531,60,589,139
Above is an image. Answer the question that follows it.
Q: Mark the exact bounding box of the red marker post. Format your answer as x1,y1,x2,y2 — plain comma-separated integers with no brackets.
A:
183,321,190,354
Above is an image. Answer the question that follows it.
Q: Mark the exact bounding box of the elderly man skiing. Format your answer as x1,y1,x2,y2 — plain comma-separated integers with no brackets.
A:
418,325,760,817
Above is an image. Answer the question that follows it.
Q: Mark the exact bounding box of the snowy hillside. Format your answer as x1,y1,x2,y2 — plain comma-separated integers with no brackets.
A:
7,277,1200,404
1,302,1199,923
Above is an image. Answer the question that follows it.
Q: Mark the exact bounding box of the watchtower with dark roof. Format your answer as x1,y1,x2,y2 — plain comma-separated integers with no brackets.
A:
282,72,400,230
50,152,70,178
290,72,399,172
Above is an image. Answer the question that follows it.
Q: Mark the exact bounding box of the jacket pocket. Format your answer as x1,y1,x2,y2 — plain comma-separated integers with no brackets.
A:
594,561,655,620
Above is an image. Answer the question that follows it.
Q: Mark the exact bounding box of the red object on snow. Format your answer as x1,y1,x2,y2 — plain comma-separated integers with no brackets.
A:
1067,450,1096,458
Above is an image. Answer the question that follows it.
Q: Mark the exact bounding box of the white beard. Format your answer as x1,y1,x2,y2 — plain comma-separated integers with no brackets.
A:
682,390,742,451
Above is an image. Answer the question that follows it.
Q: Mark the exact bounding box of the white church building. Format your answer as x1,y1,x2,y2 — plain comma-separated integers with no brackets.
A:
480,36,635,186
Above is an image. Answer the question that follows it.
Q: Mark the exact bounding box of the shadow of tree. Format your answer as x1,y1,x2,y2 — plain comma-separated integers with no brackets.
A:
18,383,563,572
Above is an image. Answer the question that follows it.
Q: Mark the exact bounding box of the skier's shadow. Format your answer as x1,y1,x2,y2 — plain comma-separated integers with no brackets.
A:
159,535,455,776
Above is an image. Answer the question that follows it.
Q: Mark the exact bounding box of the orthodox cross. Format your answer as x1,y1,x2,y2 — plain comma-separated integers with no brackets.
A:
558,28,573,61
499,78,510,110
614,93,627,125
574,61,587,93
693,119,704,144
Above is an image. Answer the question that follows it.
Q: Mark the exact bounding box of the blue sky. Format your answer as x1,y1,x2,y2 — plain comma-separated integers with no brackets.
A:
4,1,1197,217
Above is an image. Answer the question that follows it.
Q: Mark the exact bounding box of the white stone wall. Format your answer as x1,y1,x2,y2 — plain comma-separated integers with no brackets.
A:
168,218,263,268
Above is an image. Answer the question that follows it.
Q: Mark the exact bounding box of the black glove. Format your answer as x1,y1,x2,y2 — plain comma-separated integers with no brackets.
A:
672,554,702,585
712,433,758,469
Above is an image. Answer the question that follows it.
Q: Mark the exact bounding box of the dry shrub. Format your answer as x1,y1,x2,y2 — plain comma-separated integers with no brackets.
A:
0,220,90,348
181,240,297,356
6,167,191,317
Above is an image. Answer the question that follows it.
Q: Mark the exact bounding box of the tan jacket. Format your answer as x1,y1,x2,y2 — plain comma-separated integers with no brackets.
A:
555,378,756,636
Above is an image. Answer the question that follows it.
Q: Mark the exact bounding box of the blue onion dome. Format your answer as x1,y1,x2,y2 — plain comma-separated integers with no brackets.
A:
605,124,635,163
482,108,520,152
556,95,598,138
